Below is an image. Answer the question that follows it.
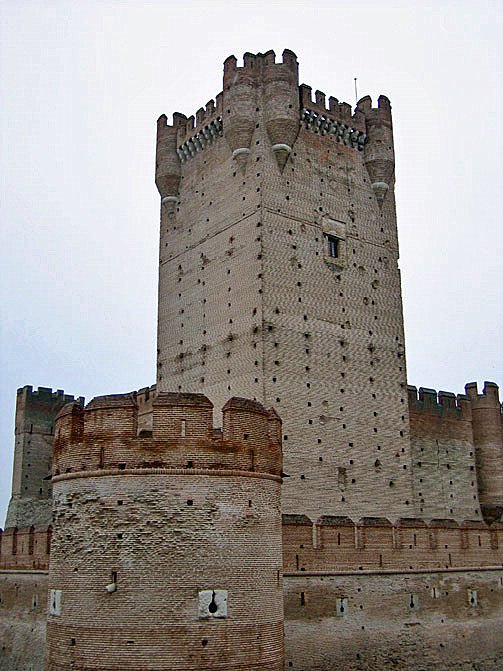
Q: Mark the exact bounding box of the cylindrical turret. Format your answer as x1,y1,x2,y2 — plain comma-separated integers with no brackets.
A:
466,381,503,523
263,49,299,171
222,54,257,173
155,114,181,206
46,392,284,671
357,95,395,207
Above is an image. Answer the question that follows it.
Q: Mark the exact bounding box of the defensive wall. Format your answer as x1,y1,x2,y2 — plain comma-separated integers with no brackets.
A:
0,525,51,571
284,568,503,670
408,382,503,523
282,515,503,573
282,515,503,670
2,515,502,671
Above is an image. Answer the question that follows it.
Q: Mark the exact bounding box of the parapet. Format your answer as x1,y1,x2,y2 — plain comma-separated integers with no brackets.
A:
356,94,392,123
283,514,313,526
282,516,503,573
299,84,365,132
429,518,459,528
53,389,282,479
359,516,392,527
465,381,501,408
407,384,471,418
223,49,298,87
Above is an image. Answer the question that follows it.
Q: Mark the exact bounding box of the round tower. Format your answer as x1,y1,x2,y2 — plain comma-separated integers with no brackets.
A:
465,381,503,523
222,54,257,173
46,391,284,671
263,49,300,171
155,114,182,207
357,94,395,207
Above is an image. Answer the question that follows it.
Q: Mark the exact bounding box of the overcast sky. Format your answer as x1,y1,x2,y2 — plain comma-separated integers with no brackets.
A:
1,1,502,526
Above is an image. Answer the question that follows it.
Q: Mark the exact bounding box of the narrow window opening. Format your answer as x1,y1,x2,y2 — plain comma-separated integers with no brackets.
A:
325,234,340,258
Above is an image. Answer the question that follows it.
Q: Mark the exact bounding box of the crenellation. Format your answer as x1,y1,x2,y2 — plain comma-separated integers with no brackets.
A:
51,391,282,480
299,83,365,131
408,384,471,416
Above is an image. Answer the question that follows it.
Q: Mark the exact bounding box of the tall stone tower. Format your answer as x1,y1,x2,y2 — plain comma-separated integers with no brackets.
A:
5,386,83,528
46,392,284,670
156,50,413,520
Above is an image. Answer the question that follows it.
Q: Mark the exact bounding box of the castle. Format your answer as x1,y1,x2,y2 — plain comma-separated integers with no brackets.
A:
1,49,502,671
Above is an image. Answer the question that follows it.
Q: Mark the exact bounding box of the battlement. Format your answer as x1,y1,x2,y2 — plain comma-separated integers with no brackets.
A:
52,390,282,478
408,381,502,419
465,381,502,408
299,84,365,131
407,385,471,418
223,48,298,84
16,385,84,413
282,516,503,573
157,97,223,137
356,94,392,121
14,385,84,436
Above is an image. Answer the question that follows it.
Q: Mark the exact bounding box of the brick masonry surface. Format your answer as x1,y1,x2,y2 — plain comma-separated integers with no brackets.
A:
45,392,284,670
2,48,503,671
156,50,414,523
0,570,48,671
284,570,503,670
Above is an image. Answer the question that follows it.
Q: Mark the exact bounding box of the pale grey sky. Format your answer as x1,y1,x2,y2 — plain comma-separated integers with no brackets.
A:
1,0,502,525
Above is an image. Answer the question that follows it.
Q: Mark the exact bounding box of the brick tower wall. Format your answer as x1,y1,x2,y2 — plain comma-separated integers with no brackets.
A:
46,392,284,671
155,50,413,521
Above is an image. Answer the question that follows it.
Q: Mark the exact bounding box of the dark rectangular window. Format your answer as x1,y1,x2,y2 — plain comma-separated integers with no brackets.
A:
326,235,339,258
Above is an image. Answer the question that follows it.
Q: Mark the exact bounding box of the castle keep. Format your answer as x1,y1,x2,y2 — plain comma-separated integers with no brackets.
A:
1,49,502,671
